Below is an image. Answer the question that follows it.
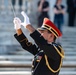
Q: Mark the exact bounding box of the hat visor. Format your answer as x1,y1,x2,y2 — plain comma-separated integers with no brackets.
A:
37,27,47,31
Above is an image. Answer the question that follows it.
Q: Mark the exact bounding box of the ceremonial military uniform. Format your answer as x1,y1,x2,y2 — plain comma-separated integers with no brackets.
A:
14,18,64,75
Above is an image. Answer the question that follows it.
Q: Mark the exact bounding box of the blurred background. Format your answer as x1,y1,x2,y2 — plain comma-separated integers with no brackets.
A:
0,0,76,75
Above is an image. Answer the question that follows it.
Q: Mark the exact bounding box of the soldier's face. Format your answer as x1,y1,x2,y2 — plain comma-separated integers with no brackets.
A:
38,30,53,42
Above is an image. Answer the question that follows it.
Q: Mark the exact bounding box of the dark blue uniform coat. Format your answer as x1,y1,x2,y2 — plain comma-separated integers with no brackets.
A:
14,30,64,75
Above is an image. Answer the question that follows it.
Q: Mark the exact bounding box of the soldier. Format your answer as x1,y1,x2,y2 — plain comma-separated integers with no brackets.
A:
13,11,64,75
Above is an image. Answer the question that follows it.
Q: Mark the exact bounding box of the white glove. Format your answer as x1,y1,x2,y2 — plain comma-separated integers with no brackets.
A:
21,11,31,27
13,17,21,29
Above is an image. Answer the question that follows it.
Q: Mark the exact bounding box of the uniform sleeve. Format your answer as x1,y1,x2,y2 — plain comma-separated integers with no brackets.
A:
30,30,64,60
14,33,39,55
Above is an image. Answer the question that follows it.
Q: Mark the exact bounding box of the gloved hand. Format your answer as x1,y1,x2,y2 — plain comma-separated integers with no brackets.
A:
13,17,21,29
21,11,31,28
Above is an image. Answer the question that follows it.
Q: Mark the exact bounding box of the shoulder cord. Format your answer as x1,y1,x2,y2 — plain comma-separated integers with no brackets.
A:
44,45,64,73
45,55,62,73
